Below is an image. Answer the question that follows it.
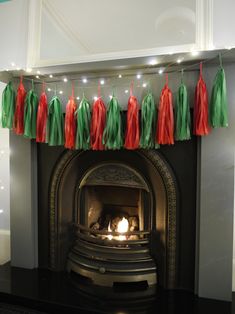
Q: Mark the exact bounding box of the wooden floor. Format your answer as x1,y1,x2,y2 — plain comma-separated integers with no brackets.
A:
0,263,232,314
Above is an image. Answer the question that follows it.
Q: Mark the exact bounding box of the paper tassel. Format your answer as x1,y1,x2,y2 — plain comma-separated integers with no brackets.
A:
124,84,140,149
194,63,210,136
47,96,64,146
24,89,38,139
156,75,174,145
175,81,191,140
1,81,15,129
209,64,228,128
103,95,123,149
90,97,106,150
36,87,48,143
75,95,91,150
14,77,26,135
140,92,158,149
64,90,77,149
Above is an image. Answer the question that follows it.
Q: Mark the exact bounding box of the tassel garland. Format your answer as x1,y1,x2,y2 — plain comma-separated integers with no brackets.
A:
209,64,228,128
24,88,38,139
75,95,91,150
140,92,157,149
1,81,15,129
64,89,77,149
103,95,123,149
47,96,64,146
90,97,106,150
156,75,174,145
36,87,48,143
124,84,140,149
175,81,191,140
194,62,210,136
14,77,26,135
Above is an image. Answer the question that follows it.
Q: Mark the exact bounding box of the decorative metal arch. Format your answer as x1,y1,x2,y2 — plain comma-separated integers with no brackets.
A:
49,149,177,288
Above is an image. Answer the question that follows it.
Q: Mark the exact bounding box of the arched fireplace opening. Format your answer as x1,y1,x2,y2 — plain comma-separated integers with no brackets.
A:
49,150,178,290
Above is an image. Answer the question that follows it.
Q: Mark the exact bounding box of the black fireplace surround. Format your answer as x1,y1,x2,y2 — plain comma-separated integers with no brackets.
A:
37,138,197,292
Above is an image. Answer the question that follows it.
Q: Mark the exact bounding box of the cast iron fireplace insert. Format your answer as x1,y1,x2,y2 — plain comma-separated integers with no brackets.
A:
67,163,157,287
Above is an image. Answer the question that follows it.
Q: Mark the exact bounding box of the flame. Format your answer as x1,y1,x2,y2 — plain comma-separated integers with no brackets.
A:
107,222,113,240
117,217,129,241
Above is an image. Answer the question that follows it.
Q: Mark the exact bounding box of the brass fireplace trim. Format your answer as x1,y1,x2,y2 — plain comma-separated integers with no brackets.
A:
49,149,177,289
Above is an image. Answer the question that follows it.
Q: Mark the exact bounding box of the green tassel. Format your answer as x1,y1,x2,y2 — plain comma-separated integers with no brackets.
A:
1,81,15,129
47,96,64,146
24,89,38,139
103,95,123,149
175,83,191,141
75,95,91,150
140,92,158,149
209,67,228,128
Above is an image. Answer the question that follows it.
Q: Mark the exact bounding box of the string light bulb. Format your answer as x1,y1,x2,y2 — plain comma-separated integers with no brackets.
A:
109,95,112,99
158,68,164,75
49,74,53,78
93,96,98,101
76,96,80,100
177,58,183,64
82,78,87,83
26,68,32,73
36,75,40,79
0,209,3,214
100,79,105,85
136,74,141,79
118,74,122,78
0,186,5,190
142,83,147,88
149,59,157,66
11,62,15,67
63,77,68,82
59,90,63,94
47,88,51,92
125,90,129,94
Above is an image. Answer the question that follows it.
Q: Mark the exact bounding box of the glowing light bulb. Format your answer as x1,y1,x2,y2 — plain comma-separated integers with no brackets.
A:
118,74,122,78
93,96,98,101
49,74,53,78
16,67,21,71
47,88,51,92
109,95,112,99
158,68,164,75
83,78,87,83
0,186,5,190
63,77,68,82
125,90,129,94
37,70,41,74
26,68,32,73
142,83,147,88
59,90,63,94
177,58,183,64
36,75,40,79
76,96,80,100
149,59,157,66
11,62,15,67
100,79,105,85
0,209,3,214
136,74,141,79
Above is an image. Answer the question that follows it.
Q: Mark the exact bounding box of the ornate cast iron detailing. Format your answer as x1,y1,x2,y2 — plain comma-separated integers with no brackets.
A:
138,150,177,289
79,163,149,191
49,150,177,289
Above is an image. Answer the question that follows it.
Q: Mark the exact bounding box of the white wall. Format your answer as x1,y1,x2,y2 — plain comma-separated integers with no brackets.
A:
0,81,10,265
0,0,29,70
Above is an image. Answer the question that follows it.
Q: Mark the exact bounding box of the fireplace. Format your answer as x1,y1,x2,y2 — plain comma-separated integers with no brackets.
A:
46,149,182,290
67,163,157,287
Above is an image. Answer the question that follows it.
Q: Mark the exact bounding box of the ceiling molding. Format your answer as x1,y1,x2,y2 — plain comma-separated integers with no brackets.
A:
42,0,91,54
196,0,213,50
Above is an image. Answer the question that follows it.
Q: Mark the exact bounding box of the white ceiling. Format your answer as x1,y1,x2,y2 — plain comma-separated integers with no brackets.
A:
40,0,196,61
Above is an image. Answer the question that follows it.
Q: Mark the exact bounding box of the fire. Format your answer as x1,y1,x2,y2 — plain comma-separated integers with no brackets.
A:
117,217,129,241
107,222,113,240
106,217,129,241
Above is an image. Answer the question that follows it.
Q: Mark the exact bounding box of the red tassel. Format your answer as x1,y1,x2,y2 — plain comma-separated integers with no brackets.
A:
194,62,210,136
156,74,174,145
64,86,77,149
14,76,26,135
36,83,48,143
90,97,106,150
124,83,140,149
